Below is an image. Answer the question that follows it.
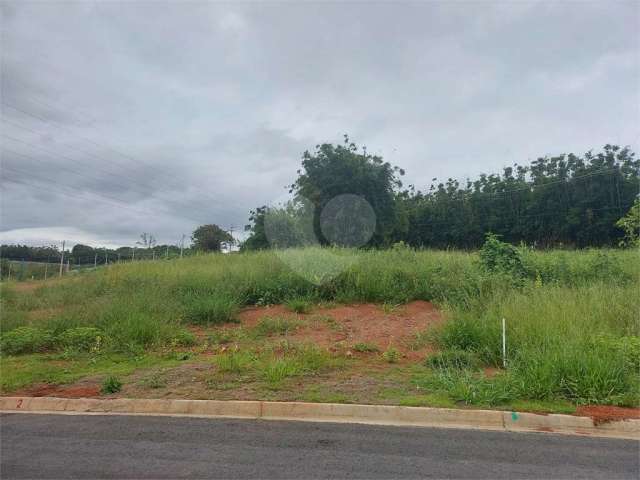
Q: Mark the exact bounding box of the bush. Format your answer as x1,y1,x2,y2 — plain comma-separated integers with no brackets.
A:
101,376,122,394
182,294,238,325
1,327,54,354
58,327,104,352
480,233,525,279
426,350,480,370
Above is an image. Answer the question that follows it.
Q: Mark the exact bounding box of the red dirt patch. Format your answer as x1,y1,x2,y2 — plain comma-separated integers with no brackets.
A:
235,300,443,362
576,405,640,425
14,383,101,398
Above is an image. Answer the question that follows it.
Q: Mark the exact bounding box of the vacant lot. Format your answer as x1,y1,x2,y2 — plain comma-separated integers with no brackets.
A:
1,247,638,416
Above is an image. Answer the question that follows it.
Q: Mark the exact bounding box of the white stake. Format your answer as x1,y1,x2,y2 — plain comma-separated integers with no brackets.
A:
502,317,507,368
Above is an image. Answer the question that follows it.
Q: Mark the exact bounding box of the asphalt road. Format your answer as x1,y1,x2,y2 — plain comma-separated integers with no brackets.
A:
1,413,638,479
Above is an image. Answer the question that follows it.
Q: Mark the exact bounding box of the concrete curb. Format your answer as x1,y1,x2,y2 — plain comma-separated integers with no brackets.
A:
1,396,638,440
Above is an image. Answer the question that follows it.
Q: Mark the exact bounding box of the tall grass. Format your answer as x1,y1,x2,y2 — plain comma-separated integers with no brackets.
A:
1,246,638,405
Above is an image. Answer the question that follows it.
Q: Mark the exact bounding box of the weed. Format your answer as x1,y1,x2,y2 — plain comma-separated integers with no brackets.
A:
101,375,122,394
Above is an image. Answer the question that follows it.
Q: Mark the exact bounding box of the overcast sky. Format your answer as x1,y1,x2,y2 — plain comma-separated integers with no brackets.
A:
1,1,638,248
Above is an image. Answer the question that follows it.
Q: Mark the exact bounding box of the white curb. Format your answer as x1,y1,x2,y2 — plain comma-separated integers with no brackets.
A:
1,397,638,440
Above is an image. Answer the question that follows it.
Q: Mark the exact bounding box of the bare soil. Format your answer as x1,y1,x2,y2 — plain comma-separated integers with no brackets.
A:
576,405,640,425
237,300,443,362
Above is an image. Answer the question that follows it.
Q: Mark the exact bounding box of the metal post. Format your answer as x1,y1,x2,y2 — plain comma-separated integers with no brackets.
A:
59,241,65,277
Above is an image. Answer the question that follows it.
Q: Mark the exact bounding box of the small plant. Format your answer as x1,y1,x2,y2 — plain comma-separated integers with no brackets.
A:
1,327,54,355
101,376,122,394
285,297,312,314
353,342,380,353
382,346,401,363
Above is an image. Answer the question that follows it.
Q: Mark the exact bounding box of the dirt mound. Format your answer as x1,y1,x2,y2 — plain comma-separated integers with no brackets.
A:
236,300,443,362
576,405,640,425
14,383,101,398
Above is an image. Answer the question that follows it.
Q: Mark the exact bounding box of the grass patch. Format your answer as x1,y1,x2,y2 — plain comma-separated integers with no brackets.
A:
101,375,122,394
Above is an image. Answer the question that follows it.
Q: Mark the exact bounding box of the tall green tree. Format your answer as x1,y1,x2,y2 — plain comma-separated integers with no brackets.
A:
290,135,404,246
191,224,233,252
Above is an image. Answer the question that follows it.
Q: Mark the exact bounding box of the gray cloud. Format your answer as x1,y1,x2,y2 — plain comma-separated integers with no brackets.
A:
1,1,638,248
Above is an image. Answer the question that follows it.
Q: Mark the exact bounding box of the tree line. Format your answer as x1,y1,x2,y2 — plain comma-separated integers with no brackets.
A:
243,139,639,250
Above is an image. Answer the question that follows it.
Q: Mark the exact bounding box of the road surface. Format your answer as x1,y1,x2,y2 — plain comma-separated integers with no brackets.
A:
1,413,638,479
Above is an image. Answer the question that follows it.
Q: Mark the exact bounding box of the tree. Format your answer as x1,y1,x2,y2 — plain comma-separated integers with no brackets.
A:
136,233,156,249
71,244,95,262
290,135,404,246
616,198,640,247
191,224,233,252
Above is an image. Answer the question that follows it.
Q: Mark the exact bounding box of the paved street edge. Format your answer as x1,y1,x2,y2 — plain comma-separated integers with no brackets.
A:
1,396,638,439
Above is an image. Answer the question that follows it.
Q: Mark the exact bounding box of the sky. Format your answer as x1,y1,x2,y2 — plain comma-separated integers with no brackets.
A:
1,1,638,249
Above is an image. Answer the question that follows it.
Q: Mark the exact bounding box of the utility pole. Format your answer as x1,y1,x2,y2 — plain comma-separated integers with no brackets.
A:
104,249,108,265
180,234,186,258
132,247,135,261
59,240,65,277
165,245,169,259
94,253,97,268
44,257,48,281
152,250,155,261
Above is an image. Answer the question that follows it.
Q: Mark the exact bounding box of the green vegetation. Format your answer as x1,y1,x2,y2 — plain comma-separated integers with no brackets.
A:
352,342,380,353
1,241,638,408
101,375,123,394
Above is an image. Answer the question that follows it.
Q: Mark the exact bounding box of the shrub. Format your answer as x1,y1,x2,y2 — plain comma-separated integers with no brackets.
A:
101,376,122,394
58,327,104,352
1,327,54,355
480,233,525,279
426,350,480,370
182,294,238,325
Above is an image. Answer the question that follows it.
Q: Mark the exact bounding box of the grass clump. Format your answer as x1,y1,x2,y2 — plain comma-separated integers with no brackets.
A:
101,375,122,394
215,350,254,374
353,342,380,353
1,327,54,355
285,297,313,314
382,346,401,364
